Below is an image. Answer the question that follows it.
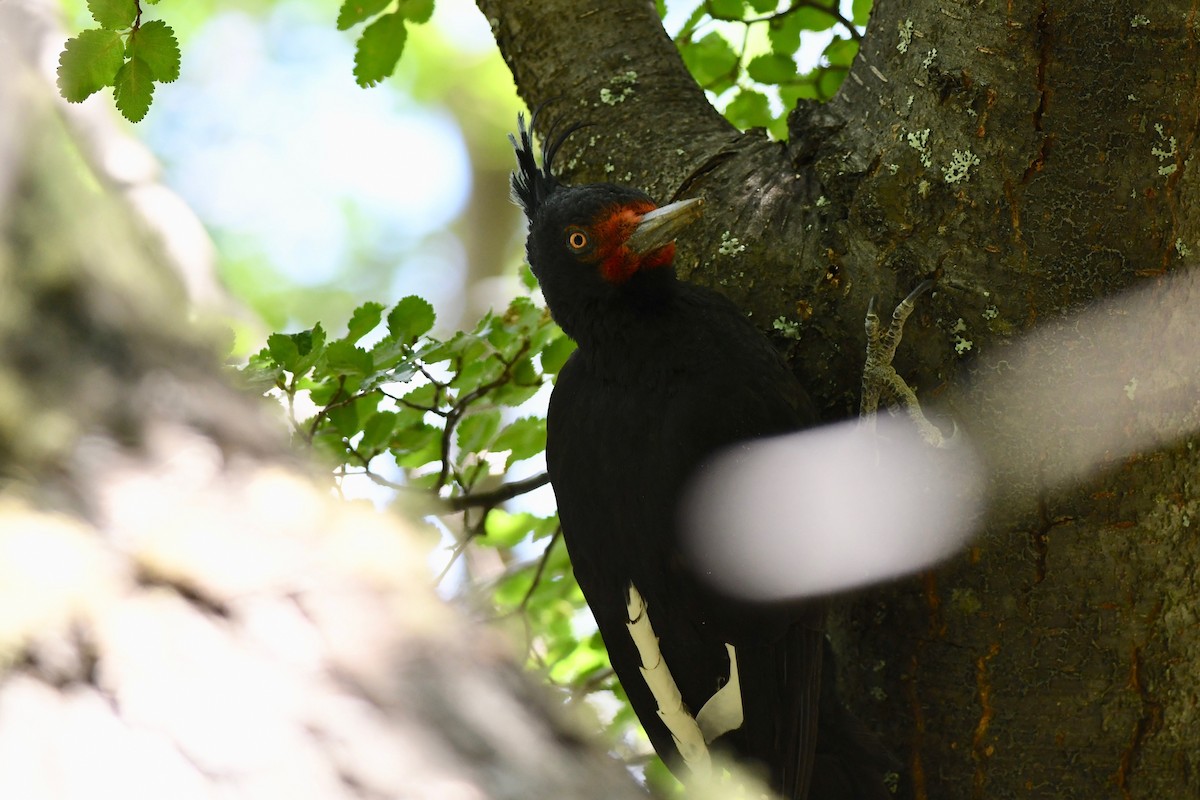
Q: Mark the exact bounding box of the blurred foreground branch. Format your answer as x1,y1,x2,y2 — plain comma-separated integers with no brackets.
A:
0,7,645,798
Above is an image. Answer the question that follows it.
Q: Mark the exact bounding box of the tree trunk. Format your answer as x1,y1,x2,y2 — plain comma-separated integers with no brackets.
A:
481,0,1200,796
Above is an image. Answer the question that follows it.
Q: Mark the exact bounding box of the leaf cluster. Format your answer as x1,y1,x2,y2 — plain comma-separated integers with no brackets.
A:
671,0,871,138
336,0,436,88
242,287,662,777
56,0,180,122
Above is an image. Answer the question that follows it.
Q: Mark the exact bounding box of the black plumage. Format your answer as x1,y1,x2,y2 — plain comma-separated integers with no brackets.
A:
510,113,887,799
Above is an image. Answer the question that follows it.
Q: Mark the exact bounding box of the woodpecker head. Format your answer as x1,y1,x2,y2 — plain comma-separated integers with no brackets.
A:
510,113,703,329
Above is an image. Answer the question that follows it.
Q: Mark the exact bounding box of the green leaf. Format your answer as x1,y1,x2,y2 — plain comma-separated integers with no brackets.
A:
492,417,546,467
483,509,539,548
747,53,797,84
360,410,398,452
327,393,379,438
792,3,838,32
337,0,391,30
678,32,738,91
781,81,820,111
240,351,285,392
400,382,438,409
354,12,407,88
707,0,744,21
450,357,504,395
324,340,374,376
113,56,154,122
268,324,326,376
397,0,435,23
852,0,874,26
824,37,860,68
768,14,804,55
392,423,440,467
518,264,538,292
747,0,776,11
388,295,436,343
456,409,501,456
87,0,137,30
127,20,180,83
266,333,300,370
817,65,847,99
540,333,576,375
725,88,772,131
57,29,125,102
346,301,385,343
491,380,541,409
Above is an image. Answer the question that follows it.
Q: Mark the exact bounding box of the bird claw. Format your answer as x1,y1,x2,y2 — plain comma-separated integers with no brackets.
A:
859,280,948,448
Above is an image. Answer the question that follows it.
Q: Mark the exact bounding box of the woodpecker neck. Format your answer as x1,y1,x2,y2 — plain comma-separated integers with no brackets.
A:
550,264,680,352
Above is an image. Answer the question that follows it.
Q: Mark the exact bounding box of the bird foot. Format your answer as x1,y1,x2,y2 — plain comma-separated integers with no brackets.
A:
859,280,952,448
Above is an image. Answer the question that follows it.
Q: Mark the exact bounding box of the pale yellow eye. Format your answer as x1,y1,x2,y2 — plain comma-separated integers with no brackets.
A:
567,230,588,250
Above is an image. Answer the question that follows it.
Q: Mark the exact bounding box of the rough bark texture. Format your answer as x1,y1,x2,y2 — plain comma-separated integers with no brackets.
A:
480,0,1200,797
0,5,650,798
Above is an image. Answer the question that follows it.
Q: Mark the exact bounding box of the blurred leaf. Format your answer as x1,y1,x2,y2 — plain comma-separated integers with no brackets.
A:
241,351,284,392
792,3,838,31
540,333,577,375
336,0,390,30
57,29,124,102
354,12,407,88
451,357,505,395
494,567,535,606
725,88,772,130
393,423,441,467
114,56,154,122
852,0,874,26
398,0,435,24
678,32,738,91
817,65,846,98
388,295,437,343
707,0,744,21
747,53,796,84
824,37,860,68
324,340,374,376
127,20,180,83
87,0,137,30
492,417,546,468
401,382,438,409
346,301,385,343
360,410,398,452
456,409,501,456
483,509,539,548
519,264,538,292
327,393,379,438
491,379,541,408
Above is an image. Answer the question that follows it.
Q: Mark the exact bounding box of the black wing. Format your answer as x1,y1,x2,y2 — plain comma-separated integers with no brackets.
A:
546,287,824,797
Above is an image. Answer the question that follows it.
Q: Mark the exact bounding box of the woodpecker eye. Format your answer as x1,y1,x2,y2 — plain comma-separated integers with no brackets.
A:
567,229,588,250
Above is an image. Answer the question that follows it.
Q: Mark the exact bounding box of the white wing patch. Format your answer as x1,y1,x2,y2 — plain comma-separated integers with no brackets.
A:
626,583,744,777
697,643,742,742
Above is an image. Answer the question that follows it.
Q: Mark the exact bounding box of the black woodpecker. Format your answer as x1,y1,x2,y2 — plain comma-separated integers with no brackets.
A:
511,113,893,800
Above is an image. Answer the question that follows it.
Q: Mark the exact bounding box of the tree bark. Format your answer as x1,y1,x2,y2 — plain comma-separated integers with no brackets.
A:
481,0,1200,796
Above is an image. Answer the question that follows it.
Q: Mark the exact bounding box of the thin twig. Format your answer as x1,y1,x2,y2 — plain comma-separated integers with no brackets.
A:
746,0,863,43
435,535,472,585
446,472,551,511
517,527,563,614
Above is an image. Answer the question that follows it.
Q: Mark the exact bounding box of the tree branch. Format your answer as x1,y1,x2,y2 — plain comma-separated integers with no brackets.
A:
446,472,551,511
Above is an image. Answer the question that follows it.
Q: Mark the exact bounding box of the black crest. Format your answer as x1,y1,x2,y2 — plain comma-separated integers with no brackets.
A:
509,109,583,221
